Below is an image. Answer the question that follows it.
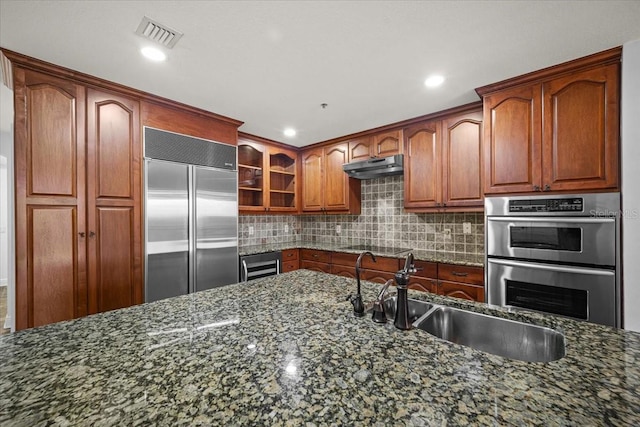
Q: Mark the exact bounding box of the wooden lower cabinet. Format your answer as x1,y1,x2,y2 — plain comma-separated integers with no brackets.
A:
361,269,396,284
281,249,300,272
436,263,485,303
301,260,331,273
297,249,484,303
439,281,485,302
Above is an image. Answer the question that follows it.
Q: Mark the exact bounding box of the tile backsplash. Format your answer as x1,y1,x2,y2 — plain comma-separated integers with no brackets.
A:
239,175,484,258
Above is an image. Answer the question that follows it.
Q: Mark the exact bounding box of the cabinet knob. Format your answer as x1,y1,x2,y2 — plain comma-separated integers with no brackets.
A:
89,231,95,238
533,185,541,191
544,184,551,192
78,232,85,238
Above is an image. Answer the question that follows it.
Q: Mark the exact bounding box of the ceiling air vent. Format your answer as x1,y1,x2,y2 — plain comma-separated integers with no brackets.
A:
135,16,183,49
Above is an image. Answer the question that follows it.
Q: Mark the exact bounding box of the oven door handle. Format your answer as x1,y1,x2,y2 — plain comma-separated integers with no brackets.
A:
487,217,615,224
487,258,615,276
242,259,248,283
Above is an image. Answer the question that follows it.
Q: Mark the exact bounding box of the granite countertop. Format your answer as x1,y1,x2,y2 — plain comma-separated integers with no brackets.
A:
2,270,639,426
239,241,484,267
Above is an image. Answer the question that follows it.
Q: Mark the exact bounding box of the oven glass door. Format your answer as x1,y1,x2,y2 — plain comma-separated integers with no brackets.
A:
486,217,615,266
487,258,616,327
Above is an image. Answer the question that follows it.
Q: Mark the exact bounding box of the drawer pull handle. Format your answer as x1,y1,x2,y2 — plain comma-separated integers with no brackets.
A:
451,271,468,277
313,254,319,258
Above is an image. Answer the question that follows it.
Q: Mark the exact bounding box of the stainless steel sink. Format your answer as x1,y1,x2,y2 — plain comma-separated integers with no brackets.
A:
414,305,566,362
382,296,433,323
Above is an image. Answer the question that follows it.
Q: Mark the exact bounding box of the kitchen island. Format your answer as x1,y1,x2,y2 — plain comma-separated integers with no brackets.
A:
1,270,639,426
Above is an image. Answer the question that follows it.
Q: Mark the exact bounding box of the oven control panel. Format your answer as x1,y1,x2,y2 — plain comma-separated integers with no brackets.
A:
509,198,583,213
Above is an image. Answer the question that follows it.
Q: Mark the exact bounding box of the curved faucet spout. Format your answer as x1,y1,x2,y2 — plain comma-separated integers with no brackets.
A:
351,251,376,317
356,251,377,292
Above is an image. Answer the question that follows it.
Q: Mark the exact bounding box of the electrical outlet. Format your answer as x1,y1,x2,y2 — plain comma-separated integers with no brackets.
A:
284,224,289,233
463,222,472,234
249,226,254,235
336,225,342,234
443,229,451,239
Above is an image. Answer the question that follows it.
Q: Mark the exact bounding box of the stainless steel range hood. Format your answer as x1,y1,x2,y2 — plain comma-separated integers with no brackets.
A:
342,154,404,179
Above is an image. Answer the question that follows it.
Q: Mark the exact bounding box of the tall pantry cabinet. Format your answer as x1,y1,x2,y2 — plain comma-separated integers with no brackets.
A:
13,67,142,330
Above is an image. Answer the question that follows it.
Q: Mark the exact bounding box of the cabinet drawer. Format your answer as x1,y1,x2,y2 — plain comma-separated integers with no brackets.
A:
412,260,437,279
438,281,484,302
438,263,484,285
301,260,331,273
407,276,437,293
330,264,355,279
361,256,400,272
331,252,359,267
282,249,299,262
301,249,331,263
282,260,299,273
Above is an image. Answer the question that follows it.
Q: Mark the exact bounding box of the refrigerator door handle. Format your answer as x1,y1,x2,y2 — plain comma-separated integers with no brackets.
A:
188,166,196,294
242,260,248,283
276,259,280,275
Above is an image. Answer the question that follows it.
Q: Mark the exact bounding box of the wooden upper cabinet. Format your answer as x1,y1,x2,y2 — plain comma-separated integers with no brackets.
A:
348,136,373,162
403,121,441,209
301,143,361,214
301,147,324,211
479,48,621,195
324,143,350,211
542,64,619,191
372,130,403,157
442,110,483,208
268,147,297,212
238,140,266,212
238,136,298,214
483,85,542,194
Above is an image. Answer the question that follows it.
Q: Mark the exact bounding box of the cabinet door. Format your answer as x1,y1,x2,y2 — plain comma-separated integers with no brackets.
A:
331,264,356,279
301,260,331,273
438,281,485,302
14,69,87,330
238,141,266,212
407,276,437,293
442,111,484,208
483,85,542,194
301,148,324,211
542,64,619,191
323,143,350,211
403,121,441,209
348,136,372,162
373,130,402,157
86,89,142,313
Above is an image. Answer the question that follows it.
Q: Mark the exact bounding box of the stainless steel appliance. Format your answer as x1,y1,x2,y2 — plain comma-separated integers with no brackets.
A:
239,251,281,282
485,193,620,327
342,154,404,179
144,127,238,303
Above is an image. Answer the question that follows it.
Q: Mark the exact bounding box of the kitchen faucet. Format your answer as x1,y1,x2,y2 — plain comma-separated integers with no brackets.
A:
394,252,418,330
349,251,376,317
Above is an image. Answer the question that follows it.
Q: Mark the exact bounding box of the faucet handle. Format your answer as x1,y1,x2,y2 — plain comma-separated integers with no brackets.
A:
372,279,394,324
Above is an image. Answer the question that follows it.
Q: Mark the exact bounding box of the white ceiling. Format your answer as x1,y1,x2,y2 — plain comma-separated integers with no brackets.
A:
1,1,640,147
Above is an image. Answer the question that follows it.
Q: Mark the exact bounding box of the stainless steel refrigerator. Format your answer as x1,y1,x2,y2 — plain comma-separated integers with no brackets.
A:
144,127,238,303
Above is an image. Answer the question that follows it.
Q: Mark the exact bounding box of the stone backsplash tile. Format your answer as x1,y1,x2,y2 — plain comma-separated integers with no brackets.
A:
239,175,484,259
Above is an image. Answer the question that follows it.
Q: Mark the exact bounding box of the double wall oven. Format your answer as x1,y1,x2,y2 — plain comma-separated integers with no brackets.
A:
486,193,620,327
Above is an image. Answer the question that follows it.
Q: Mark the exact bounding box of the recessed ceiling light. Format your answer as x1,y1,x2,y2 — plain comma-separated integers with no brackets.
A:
141,46,166,62
424,75,445,88
283,128,296,137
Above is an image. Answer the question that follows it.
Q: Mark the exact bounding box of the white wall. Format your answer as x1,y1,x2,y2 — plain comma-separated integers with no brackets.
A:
0,66,14,331
622,39,640,332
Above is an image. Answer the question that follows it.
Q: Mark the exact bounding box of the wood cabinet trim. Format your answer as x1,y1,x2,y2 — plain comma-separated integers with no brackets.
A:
2,48,243,128
475,46,622,96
